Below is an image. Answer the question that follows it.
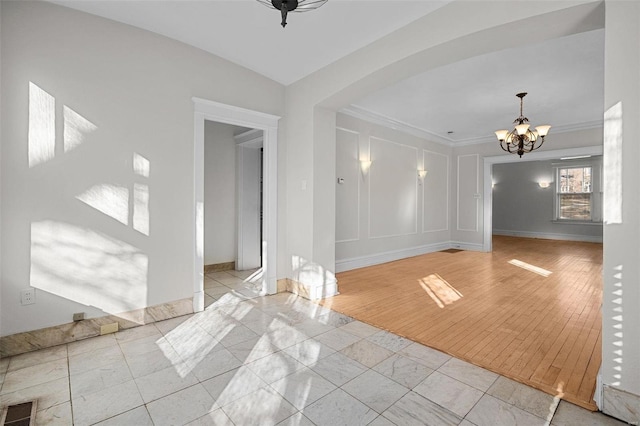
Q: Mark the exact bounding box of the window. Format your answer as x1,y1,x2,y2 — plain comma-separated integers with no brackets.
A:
557,166,592,220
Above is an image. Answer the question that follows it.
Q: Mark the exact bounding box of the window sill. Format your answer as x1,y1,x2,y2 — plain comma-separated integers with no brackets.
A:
552,220,603,226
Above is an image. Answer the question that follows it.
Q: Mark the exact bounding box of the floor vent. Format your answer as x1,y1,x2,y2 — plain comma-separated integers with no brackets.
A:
0,400,37,426
441,248,463,254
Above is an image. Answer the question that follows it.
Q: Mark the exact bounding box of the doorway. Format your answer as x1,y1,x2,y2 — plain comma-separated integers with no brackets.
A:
192,98,279,313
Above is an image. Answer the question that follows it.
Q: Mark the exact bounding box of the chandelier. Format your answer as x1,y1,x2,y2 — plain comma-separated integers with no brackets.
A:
256,0,328,28
495,92,551,158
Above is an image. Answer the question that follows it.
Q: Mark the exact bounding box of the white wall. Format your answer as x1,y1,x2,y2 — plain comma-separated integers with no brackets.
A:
203,121,237,265
335,113,451,270
601,0,640,420
0,1,284,336
493,157,603,242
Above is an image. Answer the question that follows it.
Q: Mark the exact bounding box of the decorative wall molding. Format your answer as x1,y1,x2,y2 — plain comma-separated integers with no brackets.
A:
341,105,452,146
336,127,361,243
341,105,604,148
457,154,480,232
0,298,193,357
422,149,450,233
493,229,603,243
368,136,418,239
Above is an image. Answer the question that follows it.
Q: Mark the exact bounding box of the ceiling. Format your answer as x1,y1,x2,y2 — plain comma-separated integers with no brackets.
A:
49,1,605,145
49,0,450,85
350,29,605,145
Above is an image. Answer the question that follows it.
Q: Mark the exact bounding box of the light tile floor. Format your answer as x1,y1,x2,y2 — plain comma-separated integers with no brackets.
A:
0,270,629,426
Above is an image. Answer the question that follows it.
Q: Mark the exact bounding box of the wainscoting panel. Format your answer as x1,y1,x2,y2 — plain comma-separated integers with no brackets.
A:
336,127,361,242
423,150,449,232
369,137,418,239
457,154,479,232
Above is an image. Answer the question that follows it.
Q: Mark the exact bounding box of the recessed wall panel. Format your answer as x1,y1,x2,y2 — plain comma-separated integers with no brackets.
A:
423,150,449,232
457,154,479,231
335,128,360,242
369,137,417,238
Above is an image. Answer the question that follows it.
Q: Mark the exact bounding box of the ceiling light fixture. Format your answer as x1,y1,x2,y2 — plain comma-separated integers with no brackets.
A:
256,0,328,28
495,92,551,158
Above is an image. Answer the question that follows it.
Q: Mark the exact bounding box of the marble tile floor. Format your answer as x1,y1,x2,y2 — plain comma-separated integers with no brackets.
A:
0,271,629,426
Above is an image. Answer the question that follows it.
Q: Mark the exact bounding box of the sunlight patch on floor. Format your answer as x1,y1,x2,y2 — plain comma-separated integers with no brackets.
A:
508,259,553,277
419,273,463,308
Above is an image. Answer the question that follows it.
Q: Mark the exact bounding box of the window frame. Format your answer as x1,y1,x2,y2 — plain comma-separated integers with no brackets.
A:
553,161,602,224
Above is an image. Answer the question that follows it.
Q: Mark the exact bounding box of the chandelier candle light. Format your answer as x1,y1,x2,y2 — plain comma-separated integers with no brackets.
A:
495,92,551,158
256,0,328,27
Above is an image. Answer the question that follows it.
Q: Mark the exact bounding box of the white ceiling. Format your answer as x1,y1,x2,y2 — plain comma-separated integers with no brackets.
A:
49,0,450,85
350,29,605,144
49,1,605,145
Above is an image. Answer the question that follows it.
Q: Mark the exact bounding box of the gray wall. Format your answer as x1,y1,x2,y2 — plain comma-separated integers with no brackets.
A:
492,158,603,242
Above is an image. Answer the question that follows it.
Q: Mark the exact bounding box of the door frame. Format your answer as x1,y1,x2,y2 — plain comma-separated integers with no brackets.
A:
482,145,604,252
192,97,279,312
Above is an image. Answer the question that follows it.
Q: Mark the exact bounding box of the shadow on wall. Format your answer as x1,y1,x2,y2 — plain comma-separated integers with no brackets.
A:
26,81,151,317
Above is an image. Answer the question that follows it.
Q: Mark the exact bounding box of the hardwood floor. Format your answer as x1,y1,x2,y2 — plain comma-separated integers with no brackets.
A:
322,236,602,410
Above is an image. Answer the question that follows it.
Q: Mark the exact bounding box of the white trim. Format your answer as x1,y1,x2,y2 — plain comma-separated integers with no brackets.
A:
234,128,263,146
336,127,361,244
482,145,604,252
493,229,602,243
341,105,604,148
335,242,451,272
335,240,484,272
193,98,279,313
457,154,480,232
368,136,419,239
422,149,450,233
449,241,484,252
453,120,605,147
594,369,603,410
341,105,452,146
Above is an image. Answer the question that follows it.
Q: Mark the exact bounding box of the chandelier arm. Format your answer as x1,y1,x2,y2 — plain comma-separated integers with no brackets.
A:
537,136,546,150
280,2,288,27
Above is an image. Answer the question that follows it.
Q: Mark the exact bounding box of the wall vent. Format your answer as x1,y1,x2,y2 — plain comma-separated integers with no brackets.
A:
0,400,37,426
441,249,463,254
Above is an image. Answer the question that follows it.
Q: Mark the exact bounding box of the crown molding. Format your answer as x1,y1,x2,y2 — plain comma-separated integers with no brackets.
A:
340,105,604,148
234,128,263,146
340,105,454,147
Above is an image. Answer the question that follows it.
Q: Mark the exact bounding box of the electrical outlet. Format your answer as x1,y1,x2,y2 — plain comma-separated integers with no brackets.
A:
73,312,85,322
100,322,119,335
20,289,35,305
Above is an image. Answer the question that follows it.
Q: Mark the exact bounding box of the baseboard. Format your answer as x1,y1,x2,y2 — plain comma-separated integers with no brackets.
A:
204,261,235,273
493,229,603,243
336,242,452,273
449,241,484,252
602,385,640,424
0,297,193,358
